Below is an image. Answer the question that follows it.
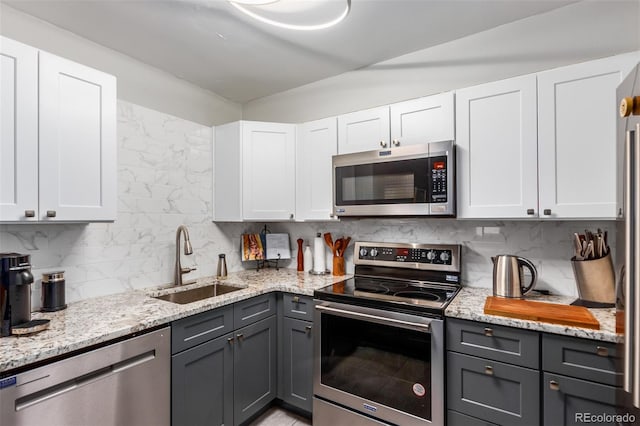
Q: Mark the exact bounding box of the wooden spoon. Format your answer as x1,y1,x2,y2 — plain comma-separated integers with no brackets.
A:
341,237,351,256
334,239,343,258
323,233,334,255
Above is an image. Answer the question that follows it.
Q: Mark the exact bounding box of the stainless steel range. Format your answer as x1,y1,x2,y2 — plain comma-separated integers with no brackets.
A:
313,241,461,426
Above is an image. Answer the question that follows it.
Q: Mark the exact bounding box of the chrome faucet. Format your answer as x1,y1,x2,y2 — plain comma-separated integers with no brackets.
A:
175,225,196,286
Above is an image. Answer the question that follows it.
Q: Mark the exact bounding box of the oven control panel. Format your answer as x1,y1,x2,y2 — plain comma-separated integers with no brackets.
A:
354,242,461,272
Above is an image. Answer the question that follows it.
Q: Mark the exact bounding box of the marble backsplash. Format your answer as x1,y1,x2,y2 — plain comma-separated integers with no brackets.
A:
0,101,618,309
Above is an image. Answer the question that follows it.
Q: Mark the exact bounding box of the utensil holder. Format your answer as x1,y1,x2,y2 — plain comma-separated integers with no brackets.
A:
332,256,345,276
571,251,615,303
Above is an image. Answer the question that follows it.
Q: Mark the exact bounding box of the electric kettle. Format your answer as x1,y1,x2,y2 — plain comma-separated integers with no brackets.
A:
492,255,538,298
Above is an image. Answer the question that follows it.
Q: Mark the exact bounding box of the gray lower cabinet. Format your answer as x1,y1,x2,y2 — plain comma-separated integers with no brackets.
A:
171,294,277,426
281,316,313,412
172,332,234,426
447,352,540,426
234,315,277,425
543,372,618,425
278,293,314,414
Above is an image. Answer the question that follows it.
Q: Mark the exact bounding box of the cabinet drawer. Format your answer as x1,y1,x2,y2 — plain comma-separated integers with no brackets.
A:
172,305,233,354
234,293,276,329
543,372,618,426
542,334,621,386
447,318,540,368
448,410,499,426
282,293,313,321
447,352,540,426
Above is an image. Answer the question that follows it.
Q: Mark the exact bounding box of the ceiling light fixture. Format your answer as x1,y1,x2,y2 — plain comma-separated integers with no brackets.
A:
229,0,351,31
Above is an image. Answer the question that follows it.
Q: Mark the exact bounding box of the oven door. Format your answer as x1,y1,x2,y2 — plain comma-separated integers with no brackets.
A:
332,142,454,217
313,300,444,426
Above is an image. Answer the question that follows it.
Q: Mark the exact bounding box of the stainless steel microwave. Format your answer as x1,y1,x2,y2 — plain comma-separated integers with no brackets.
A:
332,141,455,217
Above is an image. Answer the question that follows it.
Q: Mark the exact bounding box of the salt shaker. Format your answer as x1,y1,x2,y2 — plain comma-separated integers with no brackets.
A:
217,254,227,279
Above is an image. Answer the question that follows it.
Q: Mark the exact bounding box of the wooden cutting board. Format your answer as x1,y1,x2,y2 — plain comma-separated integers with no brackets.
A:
484,296,600,330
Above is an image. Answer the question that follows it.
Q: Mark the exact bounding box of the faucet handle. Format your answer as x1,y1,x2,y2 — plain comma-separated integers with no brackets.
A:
181,266,197,274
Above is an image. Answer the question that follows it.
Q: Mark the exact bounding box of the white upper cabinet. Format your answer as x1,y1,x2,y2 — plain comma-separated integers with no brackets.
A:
213,121,296,222
242,121,296,221
337,106,390,154
0,38,116,223
389,92,455,147
0,37,38,222
39,52,117,222
296,117,338,221
456,75,539,219
537,54,636,219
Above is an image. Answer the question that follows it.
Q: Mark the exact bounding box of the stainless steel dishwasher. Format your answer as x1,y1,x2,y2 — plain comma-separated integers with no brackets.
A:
0,326,170,426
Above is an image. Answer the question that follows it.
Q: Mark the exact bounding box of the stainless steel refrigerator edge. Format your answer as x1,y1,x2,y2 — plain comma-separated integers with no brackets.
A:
616,61,640,418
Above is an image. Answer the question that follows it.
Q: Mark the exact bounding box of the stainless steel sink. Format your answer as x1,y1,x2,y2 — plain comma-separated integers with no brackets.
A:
154,283,244,304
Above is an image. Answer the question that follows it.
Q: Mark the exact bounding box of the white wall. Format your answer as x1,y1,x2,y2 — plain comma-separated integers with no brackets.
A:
242,1,640,122
0,3,242,126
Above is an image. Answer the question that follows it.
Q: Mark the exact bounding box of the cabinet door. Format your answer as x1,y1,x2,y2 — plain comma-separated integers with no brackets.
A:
296,117,337,221
538,54,636,219
39,51,117,221
390,92,455,147
447,351,540,426
242,121,296,220
456,75,538,218
0,37,38,222
543,372,618,426
213,121,243,221
172,333,234,426
282,317,313,413
337,106,390,154
234,315,277,424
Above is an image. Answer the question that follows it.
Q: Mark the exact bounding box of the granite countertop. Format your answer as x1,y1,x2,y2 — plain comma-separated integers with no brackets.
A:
0,269,347,374
445,287,620,343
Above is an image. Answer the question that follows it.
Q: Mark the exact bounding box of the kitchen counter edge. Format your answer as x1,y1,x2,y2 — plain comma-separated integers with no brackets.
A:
445,286,620,343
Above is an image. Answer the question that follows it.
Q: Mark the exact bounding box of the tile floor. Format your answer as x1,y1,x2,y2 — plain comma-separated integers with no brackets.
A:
249,407,311,426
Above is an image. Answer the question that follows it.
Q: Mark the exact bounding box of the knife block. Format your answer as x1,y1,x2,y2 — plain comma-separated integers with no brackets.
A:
571,251,615,304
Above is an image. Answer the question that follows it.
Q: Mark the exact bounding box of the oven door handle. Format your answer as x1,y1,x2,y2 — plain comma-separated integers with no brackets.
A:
315,304,432,333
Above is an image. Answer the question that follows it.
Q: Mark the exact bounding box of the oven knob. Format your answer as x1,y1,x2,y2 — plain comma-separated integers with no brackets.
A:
370,248,379,257
426,250,436,261
359,248,368,257
440,252,451,262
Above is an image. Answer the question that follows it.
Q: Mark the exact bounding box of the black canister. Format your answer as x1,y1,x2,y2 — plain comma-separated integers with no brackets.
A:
41,271,66,312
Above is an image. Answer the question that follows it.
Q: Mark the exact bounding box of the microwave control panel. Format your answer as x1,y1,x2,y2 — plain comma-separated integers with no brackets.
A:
358,246,453,265
429,156,448,203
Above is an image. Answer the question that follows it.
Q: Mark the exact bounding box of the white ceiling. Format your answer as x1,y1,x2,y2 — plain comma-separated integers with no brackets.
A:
6,0,576,104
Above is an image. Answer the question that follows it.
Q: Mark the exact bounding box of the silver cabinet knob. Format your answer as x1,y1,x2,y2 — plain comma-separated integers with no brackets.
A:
392,139,400,146
227,337,234,344
379,140,387,148
46,210,56,218
543,209,552,216
305,325,312,333
526,209,535,215
484,366,494,376
484,327,494,337
549,380,560,391
292,296,300,303
596,346,609,357
289,213,294,220
24,210,35,218
236,333,244,340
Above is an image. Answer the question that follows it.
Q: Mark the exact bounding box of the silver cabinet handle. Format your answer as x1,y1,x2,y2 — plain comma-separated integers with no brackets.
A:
236,333,243,340
484,366,494,376
305,325,312,333
24,210,35,218
484,327,493,337
526,208,535,215
624,128,634,394
392,139,400,146
543,209,552,216
46,210,56,218
379,140,387,148
227,337,234,344
291,296,300,303
549,380,560,391
596,346,609,357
